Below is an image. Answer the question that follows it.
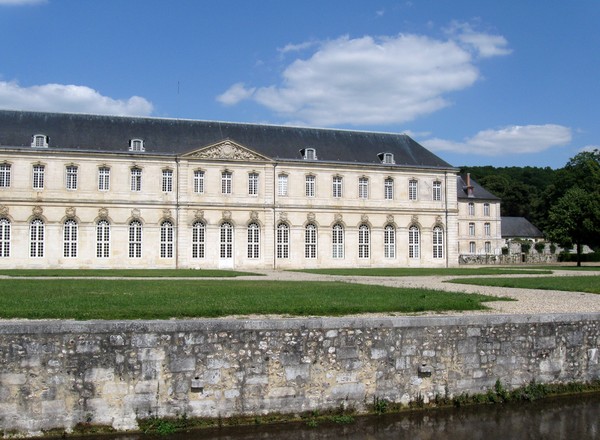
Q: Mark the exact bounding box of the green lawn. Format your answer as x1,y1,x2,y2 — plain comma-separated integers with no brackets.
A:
294,267,552,277
0,279,504,320
0,269,260,277
448,275,600,294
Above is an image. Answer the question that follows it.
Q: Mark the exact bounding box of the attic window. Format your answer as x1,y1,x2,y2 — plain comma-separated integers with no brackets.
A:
129,139,145,152
378,152,395,164
301,148,317,160
31,134,48,148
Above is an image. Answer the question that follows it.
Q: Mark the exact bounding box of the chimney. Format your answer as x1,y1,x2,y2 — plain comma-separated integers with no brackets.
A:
466,173,474,198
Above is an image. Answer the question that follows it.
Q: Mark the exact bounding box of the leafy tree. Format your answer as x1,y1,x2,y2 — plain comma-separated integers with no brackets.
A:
546,187,600,266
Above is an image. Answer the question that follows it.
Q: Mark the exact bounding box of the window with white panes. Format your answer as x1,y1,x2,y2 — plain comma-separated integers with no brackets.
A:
384,225,395,259
160,221,174,258
194,170,205,194
0,218,10,257
66,165,78,190
332,224,344,258
278,174,288,196
276,223,290,259
384,178,394,200
358,177,369,199
358,224,370,258
129,221,142,258
433,226,444,259
305,224,317,258
248,172,259,196
484,203,490,216
221,171,232,194
220,222,233,258
63,220,78,258
332,176,342,198
30,219,44,257
468,202,475,216
408,179,418,201
247,223,260,258
96,220,110,258
0,164,11,188
33,164,45,190
305,175,315,197
433,181,442,201
130,168,142,192
98,167,110,191
469,222,475,236
408,225,420,259
191,222,205,259
484,222,491,237
162,170,173,192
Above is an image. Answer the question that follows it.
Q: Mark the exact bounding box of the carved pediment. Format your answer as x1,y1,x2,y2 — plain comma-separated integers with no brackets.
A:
183,140,272,162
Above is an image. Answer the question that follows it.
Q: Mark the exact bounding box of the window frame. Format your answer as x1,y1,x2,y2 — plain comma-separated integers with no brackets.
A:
384,177,394,200
98,167,110,191
29,218,44,258
278,174,288,196
63,219,78,258
305,223,317,259
469,222,475,236
66,165,78,190
221,171,232,194
193,170,205,194
408,225,420,259
0,163,11,188
276,223,290,259
484,203,491,217
96,220,110,258
332,175,343,198
358,224,370,259
0,218,10,257
433,226,444,259
129,139,145,152
248,172,259,196
130,167,142,192
305,174,316,197
162,169,173,193
192,221,205,259
384,224,395,259
408,179,418,201
332,223,344,259
468,202,475,216
32,164,45,190
220,222,233,259
247,222,260,259
358,177,369,199
128,220,142,258
432,181,442,201
160,221,174,258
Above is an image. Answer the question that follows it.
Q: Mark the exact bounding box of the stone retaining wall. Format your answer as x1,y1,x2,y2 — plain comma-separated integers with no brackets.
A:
1,314,599,437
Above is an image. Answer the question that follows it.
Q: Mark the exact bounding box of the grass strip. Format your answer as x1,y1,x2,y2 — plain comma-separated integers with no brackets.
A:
293,268,552,277
448,275,600,294
0,279,503,320
0,269,260,278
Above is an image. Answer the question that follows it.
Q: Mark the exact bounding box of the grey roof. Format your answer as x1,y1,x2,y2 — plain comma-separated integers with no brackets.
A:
501,217,544,239
0,110,454,169
456,175,500,200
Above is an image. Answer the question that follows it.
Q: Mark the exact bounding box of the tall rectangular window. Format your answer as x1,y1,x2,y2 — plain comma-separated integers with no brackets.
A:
160,221,174,258
96,220,110,258
248,172,259,196
305,175,315,197
358,225,370,258
384,225,395,259
129,221,142,258
305,224,317,258
484,222,491,236
433,226,444,259
194,170,205,194
0,218,10,257
358,177,369,199
278,174,288,196
469,241,476,254
220,223,233,259
98,167,110,191
247,223,260,258
30,219,44,257
276,223,289,259
63,220,78,258
221,171,232,194
192,222,205,259
433,181,442,201
33,165,45,190
384,178,394,200
66,166,78,190
484,203,490,216
0,164,11,188
162,169,173,192
130,168,142,192
332,176,342,198
485,241,491,254
468,202,475,216
332,224,344,258
469,222,475,236
408,226,420,259
408,179,418,201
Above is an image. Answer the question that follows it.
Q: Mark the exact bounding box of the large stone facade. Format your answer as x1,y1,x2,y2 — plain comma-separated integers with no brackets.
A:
0,110,505,270
0,315,598,436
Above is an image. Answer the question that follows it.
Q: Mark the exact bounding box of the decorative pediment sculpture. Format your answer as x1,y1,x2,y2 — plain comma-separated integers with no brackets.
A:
33,206,43,217
65,207,76,219
183,139,271,162
98,208,109,219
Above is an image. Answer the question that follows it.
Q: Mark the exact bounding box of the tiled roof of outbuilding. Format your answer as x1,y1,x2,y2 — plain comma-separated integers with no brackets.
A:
501,217,544,239
0,110,454,169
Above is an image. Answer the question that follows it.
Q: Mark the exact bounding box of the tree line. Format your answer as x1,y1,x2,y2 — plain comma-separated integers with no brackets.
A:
461,149,600,266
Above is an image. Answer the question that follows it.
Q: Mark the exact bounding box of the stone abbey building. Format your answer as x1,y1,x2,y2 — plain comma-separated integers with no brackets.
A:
0,110,502,270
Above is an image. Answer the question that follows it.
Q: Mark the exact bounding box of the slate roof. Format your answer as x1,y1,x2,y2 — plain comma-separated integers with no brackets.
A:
501,217,544,239
456,175,500,200
0,110,454,169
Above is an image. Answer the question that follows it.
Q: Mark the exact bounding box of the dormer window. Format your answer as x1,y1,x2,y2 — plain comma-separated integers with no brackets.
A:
31,134,48,148
301,148,317,160
378,152,395,164
129,139,145,152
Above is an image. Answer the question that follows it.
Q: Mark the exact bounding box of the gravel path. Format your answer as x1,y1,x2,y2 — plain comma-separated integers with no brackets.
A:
238,269,600,316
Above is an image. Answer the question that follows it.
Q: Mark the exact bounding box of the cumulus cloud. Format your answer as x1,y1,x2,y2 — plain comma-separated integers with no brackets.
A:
422,124,572,156
0,0,46,5
579,145,600,153
446,21,512,58
0,81,154,116
217,27,510,126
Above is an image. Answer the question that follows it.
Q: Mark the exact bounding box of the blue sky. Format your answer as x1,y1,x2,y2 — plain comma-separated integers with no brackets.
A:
1,0,598,169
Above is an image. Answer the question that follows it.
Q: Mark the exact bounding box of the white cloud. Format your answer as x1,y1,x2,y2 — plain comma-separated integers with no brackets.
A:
422,124,572,156
0,80,154,116
278,41,318,54
0,0,46,5
218,28,510,126
446,21,512,58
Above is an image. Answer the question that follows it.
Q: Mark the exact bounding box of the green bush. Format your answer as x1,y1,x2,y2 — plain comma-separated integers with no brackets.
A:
534,242,545,253
558,252,600,263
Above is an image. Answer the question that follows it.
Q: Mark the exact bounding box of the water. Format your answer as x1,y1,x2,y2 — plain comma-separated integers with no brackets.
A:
90,394,600,440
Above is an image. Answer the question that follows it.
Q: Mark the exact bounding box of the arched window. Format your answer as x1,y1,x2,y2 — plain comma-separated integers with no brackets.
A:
247,223,260,259
30,219,44,257
305,223,317,259
433,226,444,259
0,218,10,257
96,220,110,258
332,224,344,259
160,221,174,258
63,219,78,258
192,221,205,259
408,225,420,259
384,224,395,259
358,224,370,259
129,221,142,258
276,223,289,259
220,222,233,259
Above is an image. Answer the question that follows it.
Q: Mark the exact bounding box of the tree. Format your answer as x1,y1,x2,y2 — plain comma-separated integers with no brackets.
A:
546,187,600,266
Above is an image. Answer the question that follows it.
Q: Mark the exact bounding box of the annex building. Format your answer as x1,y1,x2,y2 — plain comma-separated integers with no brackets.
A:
0,110,502,270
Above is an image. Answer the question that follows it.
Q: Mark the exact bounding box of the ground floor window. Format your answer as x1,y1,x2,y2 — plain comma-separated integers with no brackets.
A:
384,224,395,258
129,220,142,258
276,223,289,258
433,226,444,259
30,219,44,257
408,225,420,259
96,220,110,258
0,218,10,257
192,221,205,259
305,223,317,258
220,222,233,258
247,222,260,259
358,224,370,259
160,221,173,258
63,219,78,258
332,224,344,258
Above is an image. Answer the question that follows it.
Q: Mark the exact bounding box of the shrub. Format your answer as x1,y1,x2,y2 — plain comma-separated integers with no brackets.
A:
534,242,545,254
